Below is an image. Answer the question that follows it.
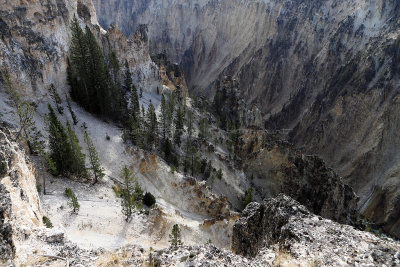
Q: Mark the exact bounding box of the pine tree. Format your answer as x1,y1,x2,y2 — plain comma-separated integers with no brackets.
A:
66,97,78,125
124,60,132,91
160,94,168,141
169,224,183,248
109,51,120,84
65,188,80,213
69,16,90,108
121,166,135,221
146,100,158,148
174,105,184,147
166,93,175,136
242,187,254,208
66,122,87,179
85,26,113,116
2,73,42,152
47,104,73,175
199,117,209,140
49,84,64,114
84,131,105,184
131,85,140,114
186,109,194,140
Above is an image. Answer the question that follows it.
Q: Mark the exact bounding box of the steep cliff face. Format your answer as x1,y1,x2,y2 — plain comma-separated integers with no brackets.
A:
0,0,159,100
0,128,42,264
232,194,400,266
93,0,400,238
237,129,359,225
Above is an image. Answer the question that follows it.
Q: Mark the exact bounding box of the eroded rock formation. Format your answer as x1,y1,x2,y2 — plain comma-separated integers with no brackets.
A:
238,129,359,225
232,194,400,266
0,128,42,263
92,0,400,238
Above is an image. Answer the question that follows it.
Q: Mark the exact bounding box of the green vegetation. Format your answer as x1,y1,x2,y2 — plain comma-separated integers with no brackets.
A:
145,100,158,149
46,104,87,178
67,16,121,119
65,188,80,213
242,187,254,208
84,131,105,184
169,224,183,248
143,192,156,207
120,166,144,221
66,97,78,125
49,84,64,114
2,73,44,154
173,105,185,147
42,216,53,228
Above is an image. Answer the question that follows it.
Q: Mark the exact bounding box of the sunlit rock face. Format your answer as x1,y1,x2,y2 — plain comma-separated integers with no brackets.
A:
0,0,159,99
93,0,400,238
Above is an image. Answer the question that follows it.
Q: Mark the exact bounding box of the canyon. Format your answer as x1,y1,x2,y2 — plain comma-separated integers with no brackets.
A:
0,0,400,265
92,0,400,239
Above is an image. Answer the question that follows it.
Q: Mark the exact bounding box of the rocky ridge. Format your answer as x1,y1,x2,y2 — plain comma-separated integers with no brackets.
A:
0,127,42,263
232,194,400,266
237,129,359,225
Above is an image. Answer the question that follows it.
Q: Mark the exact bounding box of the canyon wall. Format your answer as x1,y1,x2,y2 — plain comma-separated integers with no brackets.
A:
93,0,400,238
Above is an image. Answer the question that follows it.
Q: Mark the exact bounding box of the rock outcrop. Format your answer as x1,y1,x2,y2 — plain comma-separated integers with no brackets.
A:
0,128,42,263
232,194,400,266
238,129,359,225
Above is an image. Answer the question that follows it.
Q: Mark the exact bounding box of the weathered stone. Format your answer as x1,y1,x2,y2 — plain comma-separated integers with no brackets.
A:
232,194,400,266
45,228,65,243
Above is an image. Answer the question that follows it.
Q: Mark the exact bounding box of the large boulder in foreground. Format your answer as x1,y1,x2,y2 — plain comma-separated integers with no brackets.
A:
232,194,400,266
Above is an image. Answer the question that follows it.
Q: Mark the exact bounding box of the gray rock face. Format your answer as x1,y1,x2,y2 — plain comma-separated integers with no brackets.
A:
232,194,400,266
0,184,14,261
45,228,64,244
238,130,359,226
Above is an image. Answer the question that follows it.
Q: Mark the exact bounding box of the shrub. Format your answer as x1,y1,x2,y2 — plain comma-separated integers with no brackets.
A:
65,188,80,213
143,192,156,207
242,187,254,208
169,224,183,248
43,216,53,228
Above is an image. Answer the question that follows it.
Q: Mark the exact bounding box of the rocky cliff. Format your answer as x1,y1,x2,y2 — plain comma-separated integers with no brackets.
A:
232,194,400,266
237,129,359,225
0,128,42,263
0,0,159,101
93,0,400,238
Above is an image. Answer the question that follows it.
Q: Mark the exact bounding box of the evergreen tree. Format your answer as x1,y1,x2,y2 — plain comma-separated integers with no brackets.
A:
109,51,120,84
160,94,168,141
66,97,78,125
68,16,90,108
146,100,158,148
174,106,184,147
49,84,64,114
66,122,87,179
120,166,135,221
46,104,72,175
186,109,194,139
169,224,183,248
2,73,43,153
166,93,175,136
242,187,254,208
140,87,143,98
131,85,140,114
198,117,209,140
65,188,80,213
84,131,105,184
85,26,112,116
124,60,132,91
